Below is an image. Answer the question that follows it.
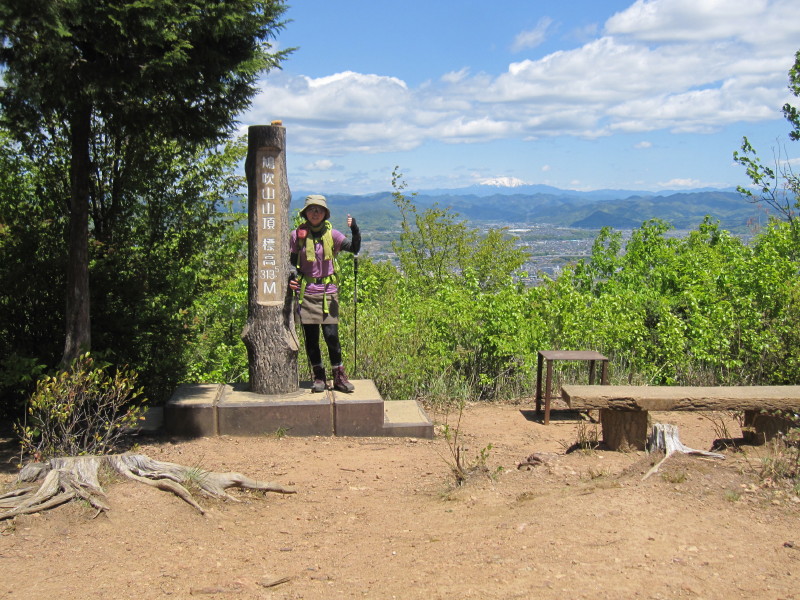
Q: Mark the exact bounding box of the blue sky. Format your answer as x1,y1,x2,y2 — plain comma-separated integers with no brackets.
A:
242,0,800,195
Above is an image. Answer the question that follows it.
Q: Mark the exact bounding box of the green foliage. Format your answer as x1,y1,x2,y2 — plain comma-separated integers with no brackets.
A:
784,49,800,141
391,167,528,290
0,0,292,147
88,136,250,401
345,169,534,400
348,177,800,403
0,122,254,409
5,149,800,412
0,132,68,413
0,0,292,365
181,219,250,385
2,44,800,441
16,353,146,460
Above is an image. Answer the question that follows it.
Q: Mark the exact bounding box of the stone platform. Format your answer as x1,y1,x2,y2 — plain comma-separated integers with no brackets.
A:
163,380,433,439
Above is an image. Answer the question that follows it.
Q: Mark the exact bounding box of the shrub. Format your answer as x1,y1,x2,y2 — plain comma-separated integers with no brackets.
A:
16,353,147,460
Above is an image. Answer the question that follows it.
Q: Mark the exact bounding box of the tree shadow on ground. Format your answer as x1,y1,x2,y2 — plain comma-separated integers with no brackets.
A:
518,408,599,424
0,425,21,474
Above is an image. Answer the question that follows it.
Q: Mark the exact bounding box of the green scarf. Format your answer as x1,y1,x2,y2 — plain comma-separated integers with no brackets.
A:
305,220,334,263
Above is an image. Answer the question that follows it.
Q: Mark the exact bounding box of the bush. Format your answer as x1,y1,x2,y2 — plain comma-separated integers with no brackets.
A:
16,354,146,460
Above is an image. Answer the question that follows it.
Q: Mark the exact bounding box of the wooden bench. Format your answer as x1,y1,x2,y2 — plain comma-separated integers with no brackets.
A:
561,385,800,451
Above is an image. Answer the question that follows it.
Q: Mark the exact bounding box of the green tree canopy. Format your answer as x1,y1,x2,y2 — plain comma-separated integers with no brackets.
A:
0,0,291,364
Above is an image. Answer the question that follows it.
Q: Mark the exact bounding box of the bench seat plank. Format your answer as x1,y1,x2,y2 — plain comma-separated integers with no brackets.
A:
562,385,800,412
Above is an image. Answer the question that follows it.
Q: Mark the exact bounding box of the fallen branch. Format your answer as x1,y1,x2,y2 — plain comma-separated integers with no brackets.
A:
258,577,292,589
0,454,295,520
642,423,725,480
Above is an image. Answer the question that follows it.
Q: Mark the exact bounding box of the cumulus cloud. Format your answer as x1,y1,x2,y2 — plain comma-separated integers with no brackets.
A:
247,0,799,157
605,0,768,42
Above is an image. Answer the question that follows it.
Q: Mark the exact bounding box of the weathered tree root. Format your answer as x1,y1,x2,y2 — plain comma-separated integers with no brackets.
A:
642,423,725,480
0,454,295,519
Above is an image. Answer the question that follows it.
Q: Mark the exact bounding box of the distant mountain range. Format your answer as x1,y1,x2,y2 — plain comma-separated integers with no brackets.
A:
279,185,771,233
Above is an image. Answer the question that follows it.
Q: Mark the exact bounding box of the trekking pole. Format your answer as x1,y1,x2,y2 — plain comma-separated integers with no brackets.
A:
353,253,359,375
292,279,312,383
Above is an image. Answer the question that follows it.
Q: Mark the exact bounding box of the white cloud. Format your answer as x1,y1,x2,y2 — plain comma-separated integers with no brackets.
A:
635,141,652,149
247,0,800,157
441,67,470,84
304,159,335,171
568,23,600,43
436,116,513,142
250,71,410,126
657,177,704,188
605,0,769,42
511,17,554,52
541,164,552,172
605,0,800,66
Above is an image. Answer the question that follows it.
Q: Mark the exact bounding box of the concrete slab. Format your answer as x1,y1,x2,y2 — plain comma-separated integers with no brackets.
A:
164,383,227,437
218,384,333,436
383,400,434,439
162,380,434,439
332,379,384,436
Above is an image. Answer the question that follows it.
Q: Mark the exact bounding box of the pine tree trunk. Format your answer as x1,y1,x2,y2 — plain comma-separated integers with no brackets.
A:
241,124,299,394
62,103,93,367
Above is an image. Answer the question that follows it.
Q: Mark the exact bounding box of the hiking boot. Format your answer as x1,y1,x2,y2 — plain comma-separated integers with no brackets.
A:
311,365,327,393
332,365,355,393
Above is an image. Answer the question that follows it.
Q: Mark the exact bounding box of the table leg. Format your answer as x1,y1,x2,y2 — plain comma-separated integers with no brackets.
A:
535,353,544,415
544,359,553,425
588,360,596,385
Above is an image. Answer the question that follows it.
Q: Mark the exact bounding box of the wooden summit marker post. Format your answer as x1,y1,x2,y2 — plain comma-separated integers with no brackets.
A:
241,123,299,394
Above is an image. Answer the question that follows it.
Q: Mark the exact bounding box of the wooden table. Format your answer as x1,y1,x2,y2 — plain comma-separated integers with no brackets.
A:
535,350,609,425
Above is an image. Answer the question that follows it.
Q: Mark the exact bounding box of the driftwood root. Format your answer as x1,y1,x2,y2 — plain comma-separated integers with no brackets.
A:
1,454,295,520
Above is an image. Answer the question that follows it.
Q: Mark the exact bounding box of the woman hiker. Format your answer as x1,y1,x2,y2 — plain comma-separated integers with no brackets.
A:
289,194,360,393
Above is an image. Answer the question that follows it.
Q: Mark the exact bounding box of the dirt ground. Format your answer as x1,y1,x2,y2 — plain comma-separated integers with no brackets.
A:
1,402,799,600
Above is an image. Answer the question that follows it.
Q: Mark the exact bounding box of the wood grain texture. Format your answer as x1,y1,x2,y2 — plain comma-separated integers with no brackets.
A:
563,385,800,411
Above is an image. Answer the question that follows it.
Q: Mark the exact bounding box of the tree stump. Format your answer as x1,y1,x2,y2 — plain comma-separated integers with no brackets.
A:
642,423,724,480
742,410,795,445
241,123,299,394
0,454,295,519
600,409,648,451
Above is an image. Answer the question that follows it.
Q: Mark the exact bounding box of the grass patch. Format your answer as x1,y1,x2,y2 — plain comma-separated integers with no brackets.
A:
660,469,688,484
